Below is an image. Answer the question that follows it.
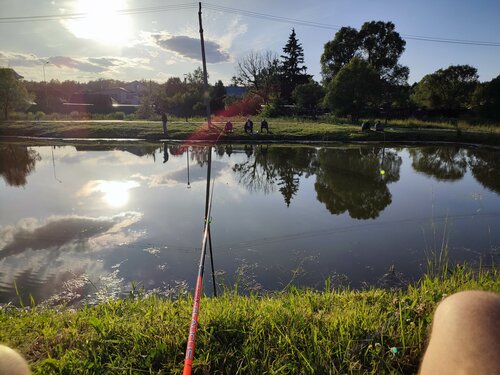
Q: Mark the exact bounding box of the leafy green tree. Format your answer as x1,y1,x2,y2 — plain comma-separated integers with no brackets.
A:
472,74,500,119
321,21,406,85
0,68,32,120
321,27,361,83
280,28,310,103
323,58,381,120
412,65,479,111
358,21,407,83
321,21,407,111
292,80,324,116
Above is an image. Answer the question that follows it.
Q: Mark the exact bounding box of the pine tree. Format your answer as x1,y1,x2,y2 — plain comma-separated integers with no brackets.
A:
280,29,310,102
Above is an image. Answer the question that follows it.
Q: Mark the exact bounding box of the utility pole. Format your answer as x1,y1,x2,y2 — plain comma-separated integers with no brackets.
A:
198,2,211,128
43,61,49,111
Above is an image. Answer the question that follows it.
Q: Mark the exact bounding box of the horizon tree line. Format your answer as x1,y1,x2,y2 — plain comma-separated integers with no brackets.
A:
1,23,499,120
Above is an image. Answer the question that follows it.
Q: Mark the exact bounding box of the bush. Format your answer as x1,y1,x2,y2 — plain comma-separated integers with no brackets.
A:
35,111,45,120
69,111,90,120
111,112,125,120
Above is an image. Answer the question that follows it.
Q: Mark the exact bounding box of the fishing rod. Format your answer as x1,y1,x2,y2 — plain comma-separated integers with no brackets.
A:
183,4,222,373
183,145,216,375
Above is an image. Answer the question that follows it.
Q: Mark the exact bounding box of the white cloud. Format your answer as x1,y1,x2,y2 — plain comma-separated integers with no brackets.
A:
0,212,144,259
153,34,230,63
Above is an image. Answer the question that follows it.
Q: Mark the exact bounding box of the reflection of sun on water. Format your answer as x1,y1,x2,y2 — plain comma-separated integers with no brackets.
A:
98,181,139,207
63,0,133,46
78,180,140,208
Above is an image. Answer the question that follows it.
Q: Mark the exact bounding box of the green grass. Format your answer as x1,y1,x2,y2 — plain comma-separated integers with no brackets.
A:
1,117,499,146
1,266,499,374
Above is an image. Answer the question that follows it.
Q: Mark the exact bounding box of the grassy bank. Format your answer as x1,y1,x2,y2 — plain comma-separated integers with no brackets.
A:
1,118,499,146
1,266,499,374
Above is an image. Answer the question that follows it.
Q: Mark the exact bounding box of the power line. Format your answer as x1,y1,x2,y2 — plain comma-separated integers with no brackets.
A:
0,3,198,23
203,3,500,47
1,2,499,47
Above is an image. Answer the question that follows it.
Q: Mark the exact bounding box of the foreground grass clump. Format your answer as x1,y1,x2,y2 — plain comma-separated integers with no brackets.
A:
1,267,499,374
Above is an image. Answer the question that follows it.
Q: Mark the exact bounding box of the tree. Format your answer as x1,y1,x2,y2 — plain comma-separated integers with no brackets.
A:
210,80,226,114
412,65,479,111
321,27,360,83
233,50,280,103
472,74,500,119
358,21,407,83
321,21,408,111
321,21,406,85
0,68,32,120
323,58,381,120
280,28,310,102
292,80,324,117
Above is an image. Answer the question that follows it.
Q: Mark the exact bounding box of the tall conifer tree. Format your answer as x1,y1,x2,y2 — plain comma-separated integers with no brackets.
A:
280,29,310,102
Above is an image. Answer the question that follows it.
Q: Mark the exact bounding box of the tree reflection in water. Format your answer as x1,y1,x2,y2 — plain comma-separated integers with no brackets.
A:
0,145,41,187
409,147,467,181
233,145,317,205
315,147,402,219
468,149,500,194
232,144,402,215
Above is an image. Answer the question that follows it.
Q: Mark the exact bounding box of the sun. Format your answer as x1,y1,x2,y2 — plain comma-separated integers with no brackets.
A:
63,0,133,46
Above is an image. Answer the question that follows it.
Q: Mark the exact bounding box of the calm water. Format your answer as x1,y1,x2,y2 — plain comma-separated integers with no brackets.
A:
0,141,499,305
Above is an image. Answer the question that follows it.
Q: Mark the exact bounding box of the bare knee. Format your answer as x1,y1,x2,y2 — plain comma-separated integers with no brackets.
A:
434,290,500,325
420,290,500,375
0,345,31,375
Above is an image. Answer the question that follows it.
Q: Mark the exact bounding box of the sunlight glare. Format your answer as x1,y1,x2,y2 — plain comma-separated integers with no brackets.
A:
95,181,139,207
63,0,133,46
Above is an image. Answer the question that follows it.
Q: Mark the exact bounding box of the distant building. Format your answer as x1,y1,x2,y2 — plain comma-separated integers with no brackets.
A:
64,92,113,113
124,80,148,94
93,87,140,105
225,86,246,97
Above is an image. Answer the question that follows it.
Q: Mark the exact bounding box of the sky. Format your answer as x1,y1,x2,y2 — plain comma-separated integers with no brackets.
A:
1,0,499,85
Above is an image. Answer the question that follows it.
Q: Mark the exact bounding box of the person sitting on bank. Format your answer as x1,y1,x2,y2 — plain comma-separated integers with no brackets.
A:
224,120,233,133
375,120,384,132
260,118,269,133
361,120,371,132
244,118,254,134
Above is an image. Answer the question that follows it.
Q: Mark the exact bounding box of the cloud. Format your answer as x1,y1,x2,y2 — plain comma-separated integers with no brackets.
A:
132,161,227,187
0,51,150,78
49,56,107,72
154,34,230,63
0,212,143,259
88,57,120,67
0,51,40,67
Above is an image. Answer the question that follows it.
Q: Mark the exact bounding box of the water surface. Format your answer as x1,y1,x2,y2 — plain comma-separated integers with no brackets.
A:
0,142,499,305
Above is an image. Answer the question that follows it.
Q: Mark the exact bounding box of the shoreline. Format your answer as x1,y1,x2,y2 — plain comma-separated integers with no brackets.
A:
1,119,499,148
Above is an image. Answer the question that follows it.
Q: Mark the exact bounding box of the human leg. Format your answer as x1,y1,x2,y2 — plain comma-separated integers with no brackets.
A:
419,291,500,375
0,345,31,375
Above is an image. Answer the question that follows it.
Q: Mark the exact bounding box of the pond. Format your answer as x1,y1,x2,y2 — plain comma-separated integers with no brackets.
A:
0,141,499,305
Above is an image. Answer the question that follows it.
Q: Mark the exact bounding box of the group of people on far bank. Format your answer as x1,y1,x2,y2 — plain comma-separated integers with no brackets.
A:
224,118,269,135
160,112,270,137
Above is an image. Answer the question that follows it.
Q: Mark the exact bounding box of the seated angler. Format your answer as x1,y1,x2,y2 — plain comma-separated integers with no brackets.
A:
260,118,269,133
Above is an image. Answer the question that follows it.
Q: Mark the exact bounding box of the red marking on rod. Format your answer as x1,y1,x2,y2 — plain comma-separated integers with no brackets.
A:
183,275,204,375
